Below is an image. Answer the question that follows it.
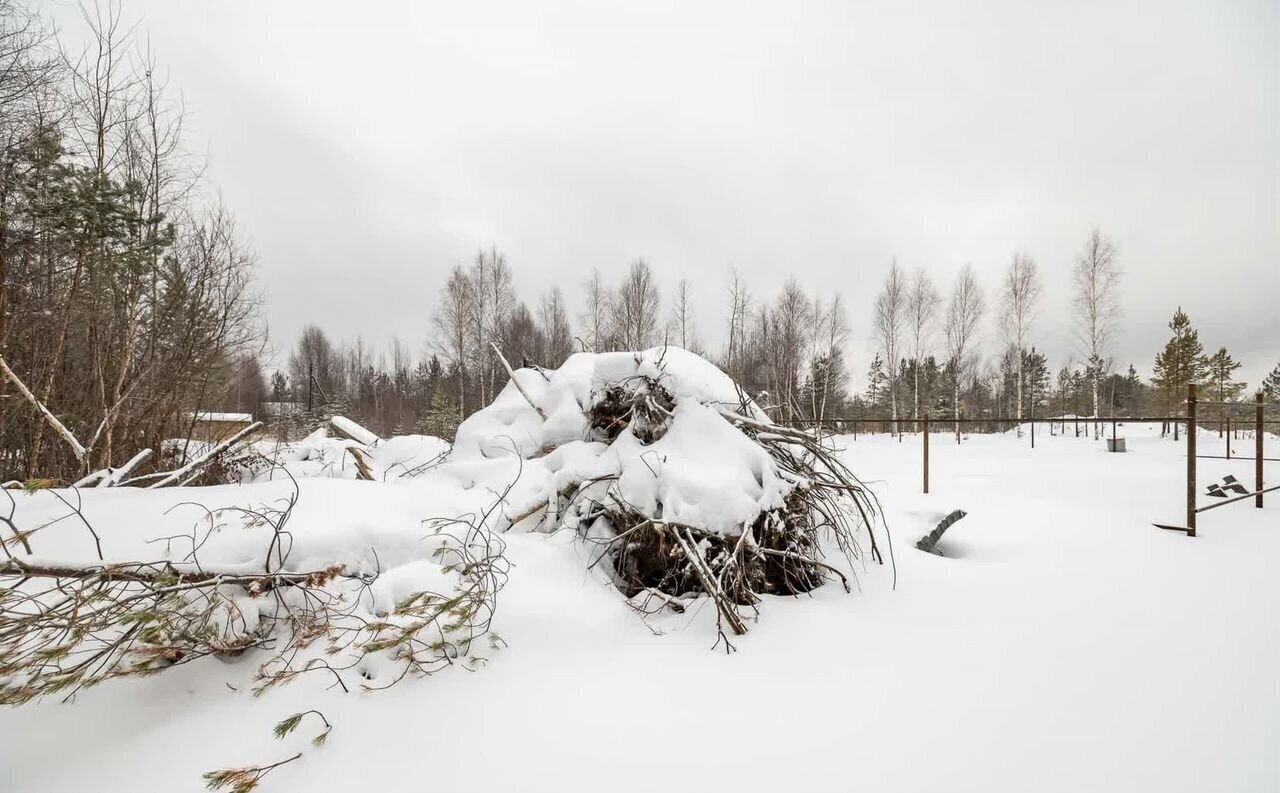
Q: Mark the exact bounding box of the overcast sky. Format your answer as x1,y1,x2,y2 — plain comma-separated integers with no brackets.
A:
48,0,1279,383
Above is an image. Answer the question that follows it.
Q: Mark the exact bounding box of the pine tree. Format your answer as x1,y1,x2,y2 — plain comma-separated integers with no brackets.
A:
1262,364,1280,402
1205,348,1246,403
1151,308,1208,412
1022,348,1050,411
864,353,886,410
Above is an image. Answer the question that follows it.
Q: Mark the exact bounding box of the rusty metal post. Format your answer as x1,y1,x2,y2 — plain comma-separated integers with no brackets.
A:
1258,392,1265,509
923,412,930,494
1187,383,1197,537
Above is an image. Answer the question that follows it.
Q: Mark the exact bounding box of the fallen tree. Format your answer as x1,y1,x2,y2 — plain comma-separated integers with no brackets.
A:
0,476,509,706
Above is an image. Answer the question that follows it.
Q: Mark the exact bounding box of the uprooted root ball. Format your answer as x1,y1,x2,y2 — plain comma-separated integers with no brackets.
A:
589,377,676,444
607,491,829,605
453,347,886,640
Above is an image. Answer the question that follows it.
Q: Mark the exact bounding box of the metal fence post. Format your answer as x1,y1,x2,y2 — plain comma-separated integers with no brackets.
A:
923,412,930,494
1187,383,1197,537
1258,392,1265,509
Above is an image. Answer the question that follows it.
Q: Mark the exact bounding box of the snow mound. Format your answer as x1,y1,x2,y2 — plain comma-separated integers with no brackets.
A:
453,347,784,535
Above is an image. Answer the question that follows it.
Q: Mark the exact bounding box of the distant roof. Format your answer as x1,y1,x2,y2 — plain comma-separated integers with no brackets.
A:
190,411,254,423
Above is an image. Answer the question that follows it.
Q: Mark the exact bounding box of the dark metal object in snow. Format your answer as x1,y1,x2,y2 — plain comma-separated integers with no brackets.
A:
1206,475,1249,498
915,509,967,556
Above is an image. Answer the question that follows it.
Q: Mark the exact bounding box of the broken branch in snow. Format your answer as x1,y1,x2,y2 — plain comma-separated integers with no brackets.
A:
0,556,350,588
141,422,263,488
0,474,511,705
101,448,154,487
490,342,546,419
0,353,86,464
71,448,155,489
202,752,303,793
671,524,747,636
346,447,373,481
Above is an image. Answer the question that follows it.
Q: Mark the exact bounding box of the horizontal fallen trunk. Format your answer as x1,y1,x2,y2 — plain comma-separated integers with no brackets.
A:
0,556,349,588
330,415,380,447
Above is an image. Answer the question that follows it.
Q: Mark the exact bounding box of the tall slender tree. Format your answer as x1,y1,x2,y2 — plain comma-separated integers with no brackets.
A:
907,268,940,424
579,267,611,352
1072,229,1122,426
668,278,701,353
999,252,1041,433
723,268,751,382
943,264,984,440
871,260,907,434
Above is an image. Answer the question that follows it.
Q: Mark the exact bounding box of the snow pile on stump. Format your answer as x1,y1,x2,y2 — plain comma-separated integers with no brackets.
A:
454,347,887,638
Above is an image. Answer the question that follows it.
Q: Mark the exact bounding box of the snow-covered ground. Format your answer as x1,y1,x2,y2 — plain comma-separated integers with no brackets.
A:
2,423,1276,792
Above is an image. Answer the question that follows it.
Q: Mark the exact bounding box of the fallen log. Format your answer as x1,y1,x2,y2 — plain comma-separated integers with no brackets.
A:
330,415,379,447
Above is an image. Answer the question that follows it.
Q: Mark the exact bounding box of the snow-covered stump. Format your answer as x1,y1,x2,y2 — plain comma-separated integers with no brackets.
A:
452,348,887,641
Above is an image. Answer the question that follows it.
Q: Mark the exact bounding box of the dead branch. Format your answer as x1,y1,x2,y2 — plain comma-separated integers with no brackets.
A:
101,448,153,487
670,525,747,635
0,353,86,464
490,342,547,419
346,447,373,481
0,556,349,588
142,422,262,488
0,474,511,706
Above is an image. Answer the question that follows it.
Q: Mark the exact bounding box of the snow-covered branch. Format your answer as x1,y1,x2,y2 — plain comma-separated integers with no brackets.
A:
0,354,86,464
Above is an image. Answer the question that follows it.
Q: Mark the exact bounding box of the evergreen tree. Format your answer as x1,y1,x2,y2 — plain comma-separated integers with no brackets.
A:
1023,348,1050,411
1205,348,1246,403
864,353,887,410
1263,364,1280,402
1151,308,1208,411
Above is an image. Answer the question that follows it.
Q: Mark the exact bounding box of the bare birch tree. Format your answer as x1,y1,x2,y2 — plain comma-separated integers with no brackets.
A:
871,261,907,435
1072,229,1121,427
907,268,940,425
944,264,985,442
433,264,471,415
539,286,573,366
613,258,660,349
668,278,700,352
1000,252,1042,434
771,278,812,420
810,293,849,429
579,267,612,352
723,268,751,382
